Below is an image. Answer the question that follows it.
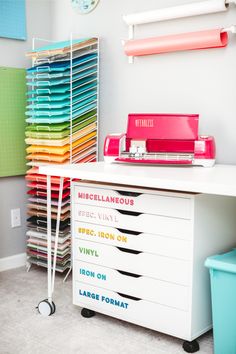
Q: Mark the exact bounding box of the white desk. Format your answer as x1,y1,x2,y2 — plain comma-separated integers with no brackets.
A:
39,162,236,197
39,162,236,352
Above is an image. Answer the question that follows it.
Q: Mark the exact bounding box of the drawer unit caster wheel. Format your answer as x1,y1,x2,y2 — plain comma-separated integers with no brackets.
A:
182,340,199,353
81,308,96,318
37,299,56,316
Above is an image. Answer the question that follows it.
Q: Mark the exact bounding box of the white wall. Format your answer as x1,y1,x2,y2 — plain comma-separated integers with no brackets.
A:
52,0,236,164
0,0,52,259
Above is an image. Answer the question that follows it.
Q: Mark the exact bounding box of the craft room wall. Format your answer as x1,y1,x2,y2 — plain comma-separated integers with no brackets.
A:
52,0,236,164
0,0,52,264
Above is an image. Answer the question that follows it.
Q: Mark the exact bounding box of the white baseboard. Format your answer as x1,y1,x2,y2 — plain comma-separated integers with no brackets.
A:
0,253,26,272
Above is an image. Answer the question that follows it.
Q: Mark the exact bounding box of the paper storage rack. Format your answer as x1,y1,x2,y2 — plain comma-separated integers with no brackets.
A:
25,37,99,274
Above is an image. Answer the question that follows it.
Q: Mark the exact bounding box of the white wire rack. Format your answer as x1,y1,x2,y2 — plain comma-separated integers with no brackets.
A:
25,36,99,311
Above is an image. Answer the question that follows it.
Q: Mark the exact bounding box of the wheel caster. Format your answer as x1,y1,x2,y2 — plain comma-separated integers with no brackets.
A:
182,340,199,353
81,308,96,318
37,299,56,316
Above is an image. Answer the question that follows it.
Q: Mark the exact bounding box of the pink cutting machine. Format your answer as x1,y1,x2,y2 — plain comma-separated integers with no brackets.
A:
104,114,216,167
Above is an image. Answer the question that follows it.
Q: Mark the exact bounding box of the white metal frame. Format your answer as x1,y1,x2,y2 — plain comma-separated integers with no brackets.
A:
27,36,99,311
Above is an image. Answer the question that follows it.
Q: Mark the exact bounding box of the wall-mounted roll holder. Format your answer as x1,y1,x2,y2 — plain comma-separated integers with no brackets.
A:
122,0,236,63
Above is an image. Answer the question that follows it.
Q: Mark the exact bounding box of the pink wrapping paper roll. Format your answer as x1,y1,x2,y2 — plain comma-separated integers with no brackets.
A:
124,29,228,56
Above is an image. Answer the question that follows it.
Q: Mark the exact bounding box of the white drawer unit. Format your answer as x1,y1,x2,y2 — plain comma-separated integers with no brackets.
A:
71,181,236,352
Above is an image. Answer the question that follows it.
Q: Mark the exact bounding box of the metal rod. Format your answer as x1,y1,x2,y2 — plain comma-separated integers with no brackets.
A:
63,267,72,283
46,175,52,304
51,177,64,294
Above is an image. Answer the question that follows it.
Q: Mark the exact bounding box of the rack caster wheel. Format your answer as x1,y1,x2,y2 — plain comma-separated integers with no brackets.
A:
182,340,199,353
81,308,96,318
37,299,56,316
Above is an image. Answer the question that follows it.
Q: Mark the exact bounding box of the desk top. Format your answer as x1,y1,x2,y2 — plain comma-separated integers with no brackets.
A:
39,162,236,197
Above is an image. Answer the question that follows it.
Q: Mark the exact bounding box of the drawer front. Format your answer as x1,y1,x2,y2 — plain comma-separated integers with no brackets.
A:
74,260,190,311
74,222,192,260
73,204,192,239
73,184,192,219
73,239,191,286
73,281,190,340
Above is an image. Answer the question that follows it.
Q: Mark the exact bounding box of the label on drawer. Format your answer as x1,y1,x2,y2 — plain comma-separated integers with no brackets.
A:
73,204,192,239
74,222,192,259
73,184,192,219
78,247,99,258
74,260,190,311
78,288,129,309
74,239,190,286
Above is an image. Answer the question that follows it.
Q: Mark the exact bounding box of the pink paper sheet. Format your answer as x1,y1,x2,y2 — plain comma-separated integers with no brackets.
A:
124,29,228,57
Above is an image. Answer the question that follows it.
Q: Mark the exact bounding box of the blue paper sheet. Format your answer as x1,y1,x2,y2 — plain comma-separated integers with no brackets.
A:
0,0,26,40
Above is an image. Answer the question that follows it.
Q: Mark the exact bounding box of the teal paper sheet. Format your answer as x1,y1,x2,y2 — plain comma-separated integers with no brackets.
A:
26,60,98,80
26,95,97,116
27,75,97,95
25,110,97,132
27,67,97,87
26,87,97,109
26,103,97,123
27,81,97,102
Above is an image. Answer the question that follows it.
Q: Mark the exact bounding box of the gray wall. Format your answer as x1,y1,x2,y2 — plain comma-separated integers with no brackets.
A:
52,0,236,163
0,0,52,259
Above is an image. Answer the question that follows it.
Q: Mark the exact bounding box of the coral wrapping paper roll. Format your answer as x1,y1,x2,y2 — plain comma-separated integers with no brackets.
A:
124,29,228,56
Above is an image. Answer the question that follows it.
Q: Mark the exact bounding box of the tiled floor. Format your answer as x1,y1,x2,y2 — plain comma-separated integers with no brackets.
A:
0,266,213,354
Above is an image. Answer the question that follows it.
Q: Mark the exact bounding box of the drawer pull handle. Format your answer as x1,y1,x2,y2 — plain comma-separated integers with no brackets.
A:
117,247,142,255
117,292,141,301
116,228,141,236
115,190,141,197
117,270,142,278
116,209,142,216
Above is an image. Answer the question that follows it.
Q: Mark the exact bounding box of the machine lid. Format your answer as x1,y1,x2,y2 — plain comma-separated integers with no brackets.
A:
126,113,199,140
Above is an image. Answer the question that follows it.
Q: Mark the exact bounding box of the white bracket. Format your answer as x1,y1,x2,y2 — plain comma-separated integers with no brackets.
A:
122,38,134,64
222,25,236,33
128,25,134,64
225,0,236,5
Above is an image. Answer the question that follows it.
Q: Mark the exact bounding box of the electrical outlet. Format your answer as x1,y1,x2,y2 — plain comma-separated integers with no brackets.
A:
11,208,21,228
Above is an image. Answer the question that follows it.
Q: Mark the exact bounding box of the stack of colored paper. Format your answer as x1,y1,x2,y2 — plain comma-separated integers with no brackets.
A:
25,38,99,272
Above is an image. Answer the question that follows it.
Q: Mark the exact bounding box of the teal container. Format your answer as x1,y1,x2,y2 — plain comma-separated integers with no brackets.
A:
205,249,236,354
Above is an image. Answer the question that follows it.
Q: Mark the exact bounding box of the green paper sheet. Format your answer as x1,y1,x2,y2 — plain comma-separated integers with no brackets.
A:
0,67,27,177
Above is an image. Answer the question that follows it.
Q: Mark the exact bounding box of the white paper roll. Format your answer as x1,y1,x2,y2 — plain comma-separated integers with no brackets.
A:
123,0,228,26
